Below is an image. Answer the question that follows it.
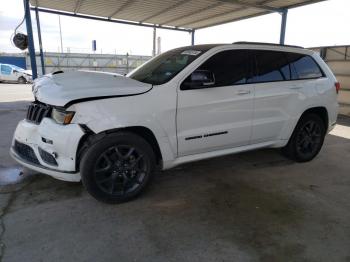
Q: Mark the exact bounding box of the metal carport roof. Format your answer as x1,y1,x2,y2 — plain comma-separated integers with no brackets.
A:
24,0,327,79
30,0,325,30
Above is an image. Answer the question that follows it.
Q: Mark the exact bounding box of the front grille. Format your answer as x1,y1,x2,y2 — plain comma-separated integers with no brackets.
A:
26,102,52,124
14,140,40,165
38,147,58,166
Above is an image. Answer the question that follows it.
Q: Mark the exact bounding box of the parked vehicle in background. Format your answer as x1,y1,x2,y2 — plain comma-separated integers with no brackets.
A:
0,63,32,83
10,42,339,204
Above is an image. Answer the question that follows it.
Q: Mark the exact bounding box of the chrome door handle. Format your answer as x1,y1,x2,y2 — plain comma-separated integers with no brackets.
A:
236,90,251,95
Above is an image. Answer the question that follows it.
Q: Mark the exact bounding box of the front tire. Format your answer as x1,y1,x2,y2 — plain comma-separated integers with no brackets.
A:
18,77,26,84
80,132,156,204
282,114,326,162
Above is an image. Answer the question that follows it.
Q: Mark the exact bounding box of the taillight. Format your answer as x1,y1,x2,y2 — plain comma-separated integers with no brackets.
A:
335,82,340,94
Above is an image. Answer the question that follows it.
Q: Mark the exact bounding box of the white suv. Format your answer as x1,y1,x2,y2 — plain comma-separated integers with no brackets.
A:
10,43,339,203
0,63,32,83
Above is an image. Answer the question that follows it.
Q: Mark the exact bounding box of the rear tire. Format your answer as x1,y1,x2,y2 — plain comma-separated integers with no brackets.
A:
282,114,326,162
80,132,156,204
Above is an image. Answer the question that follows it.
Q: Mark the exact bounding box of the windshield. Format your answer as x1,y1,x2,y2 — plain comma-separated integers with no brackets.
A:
128,45,216,85
11,65,25,71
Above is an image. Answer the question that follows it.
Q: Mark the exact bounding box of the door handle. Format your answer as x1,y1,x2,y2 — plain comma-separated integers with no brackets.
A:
236,90,251,95
290,85,302,90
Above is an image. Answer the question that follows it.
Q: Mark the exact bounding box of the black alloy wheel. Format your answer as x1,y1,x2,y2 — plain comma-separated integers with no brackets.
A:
80,132,156,204
282,114,326,162
295,120,323,159
94,145,147,196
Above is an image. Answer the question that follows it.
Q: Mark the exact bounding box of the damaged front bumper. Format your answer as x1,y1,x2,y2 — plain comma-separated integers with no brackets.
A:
10,118,85,182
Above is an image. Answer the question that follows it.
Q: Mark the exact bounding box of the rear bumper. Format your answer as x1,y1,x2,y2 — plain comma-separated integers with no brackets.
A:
328,120,337,133
327,102,339,133
10,118,84,182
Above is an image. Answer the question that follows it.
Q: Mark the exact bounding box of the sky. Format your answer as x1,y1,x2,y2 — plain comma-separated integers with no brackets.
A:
0,0,349,56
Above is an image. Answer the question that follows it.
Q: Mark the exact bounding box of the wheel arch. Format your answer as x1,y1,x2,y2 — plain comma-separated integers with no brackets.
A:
116,126,163,165
282,106,328,162
18,76,26,83
300,106,329,129
76,125,163,170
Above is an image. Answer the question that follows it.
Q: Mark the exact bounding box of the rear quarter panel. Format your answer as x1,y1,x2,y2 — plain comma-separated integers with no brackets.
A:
312,53,339,129
277,53,339,143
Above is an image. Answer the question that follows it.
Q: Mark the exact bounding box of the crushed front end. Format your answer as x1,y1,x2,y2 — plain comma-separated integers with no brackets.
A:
10,101,84,182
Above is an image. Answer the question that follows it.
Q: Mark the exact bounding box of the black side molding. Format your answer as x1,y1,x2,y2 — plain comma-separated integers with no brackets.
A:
185,131,228,141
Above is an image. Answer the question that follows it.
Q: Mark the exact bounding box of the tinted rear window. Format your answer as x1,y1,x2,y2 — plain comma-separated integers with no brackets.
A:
249,50,324,84
286,53,324,80
249,50,290,83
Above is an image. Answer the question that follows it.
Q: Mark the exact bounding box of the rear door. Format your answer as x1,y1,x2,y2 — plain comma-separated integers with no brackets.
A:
250,50,324,143
249,50,293,143
176,49,255,156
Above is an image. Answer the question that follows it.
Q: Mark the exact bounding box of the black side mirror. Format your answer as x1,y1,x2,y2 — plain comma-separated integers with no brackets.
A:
181,70,215,90
13,70,18,73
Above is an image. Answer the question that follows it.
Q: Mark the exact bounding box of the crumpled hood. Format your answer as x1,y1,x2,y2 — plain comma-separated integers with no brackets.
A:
33,71,152,107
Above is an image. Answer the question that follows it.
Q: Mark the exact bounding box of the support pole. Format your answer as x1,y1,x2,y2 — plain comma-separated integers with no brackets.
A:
279,9,288,45
152,27,156,56
191,30,195,46
35,7,45,75
23,0,38,79
58,15,64,53
126,52,129,73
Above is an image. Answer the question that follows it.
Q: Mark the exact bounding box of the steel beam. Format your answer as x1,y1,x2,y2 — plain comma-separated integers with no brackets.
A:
173,0,278,28
73,0,83,14
287,0,326,9
108,0,138,19
217,0,283,12
24,0,38,79
31,7,192,32
160,2,222,26
140,0,188,23
279,9,288,45
35,7,45,75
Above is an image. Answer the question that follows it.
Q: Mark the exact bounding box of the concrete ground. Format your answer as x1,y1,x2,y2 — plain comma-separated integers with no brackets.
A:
0,83,350,262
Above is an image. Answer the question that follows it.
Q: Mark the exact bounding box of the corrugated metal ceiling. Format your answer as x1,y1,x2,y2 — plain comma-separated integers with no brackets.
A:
30,0,326,30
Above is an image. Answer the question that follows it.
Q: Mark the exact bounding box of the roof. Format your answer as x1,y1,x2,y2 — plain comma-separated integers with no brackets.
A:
233,41,303,49
30,0,326,30
197,42,313,54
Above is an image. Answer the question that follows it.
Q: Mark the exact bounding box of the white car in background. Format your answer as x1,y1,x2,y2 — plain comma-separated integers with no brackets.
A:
10,42,339,203
0,63,32,83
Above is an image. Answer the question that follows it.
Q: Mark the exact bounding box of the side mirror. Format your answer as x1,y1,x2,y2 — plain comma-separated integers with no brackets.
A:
13,70,18,73
181,70,215,90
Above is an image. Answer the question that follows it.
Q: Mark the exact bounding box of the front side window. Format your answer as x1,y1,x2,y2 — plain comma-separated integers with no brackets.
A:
128,45,215,85
1,65,12,75
191,49,252,87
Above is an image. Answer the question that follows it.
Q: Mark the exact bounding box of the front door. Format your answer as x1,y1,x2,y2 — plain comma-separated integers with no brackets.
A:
176,49,255,156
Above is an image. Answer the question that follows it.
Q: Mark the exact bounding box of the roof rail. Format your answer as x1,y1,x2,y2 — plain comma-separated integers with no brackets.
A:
233,41,304,49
